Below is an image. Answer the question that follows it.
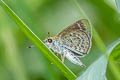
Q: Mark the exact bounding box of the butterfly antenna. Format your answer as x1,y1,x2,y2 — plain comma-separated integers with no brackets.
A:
47,32,51,38
27,45,35,48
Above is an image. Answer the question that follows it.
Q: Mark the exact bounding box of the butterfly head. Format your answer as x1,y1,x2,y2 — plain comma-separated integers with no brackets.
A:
43,37,56,48
44,32,52,45
44,37,53,43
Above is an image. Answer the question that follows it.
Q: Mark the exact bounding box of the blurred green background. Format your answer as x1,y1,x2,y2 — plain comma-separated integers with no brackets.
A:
0,0,120,80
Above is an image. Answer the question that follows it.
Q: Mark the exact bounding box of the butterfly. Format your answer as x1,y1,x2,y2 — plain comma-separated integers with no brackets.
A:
44,19,92,67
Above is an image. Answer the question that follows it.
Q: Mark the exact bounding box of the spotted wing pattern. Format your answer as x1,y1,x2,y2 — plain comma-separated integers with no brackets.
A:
57,19,92,55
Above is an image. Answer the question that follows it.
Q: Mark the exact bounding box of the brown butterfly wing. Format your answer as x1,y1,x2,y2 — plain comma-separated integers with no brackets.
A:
56,19,92,55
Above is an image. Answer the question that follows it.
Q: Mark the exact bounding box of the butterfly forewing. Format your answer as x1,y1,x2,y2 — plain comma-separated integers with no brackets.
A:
57,19,92,55
80,19,92,38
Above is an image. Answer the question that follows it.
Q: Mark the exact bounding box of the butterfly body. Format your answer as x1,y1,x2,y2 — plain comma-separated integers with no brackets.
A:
44,19,92,67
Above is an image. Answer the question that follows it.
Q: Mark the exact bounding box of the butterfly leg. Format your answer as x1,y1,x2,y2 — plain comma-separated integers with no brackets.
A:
65,50,86,67
55,53,59,57
61,53,66,63
55,47,59,57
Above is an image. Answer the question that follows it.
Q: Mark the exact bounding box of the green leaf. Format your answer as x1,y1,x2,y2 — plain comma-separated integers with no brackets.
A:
77,40,120,80
106,40,120,80
109,41,120,62
115,0,120,13
0,0,77,80
76,55,107,80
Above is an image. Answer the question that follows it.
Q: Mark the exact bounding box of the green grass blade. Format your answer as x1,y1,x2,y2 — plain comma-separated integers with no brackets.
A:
0,0,77,80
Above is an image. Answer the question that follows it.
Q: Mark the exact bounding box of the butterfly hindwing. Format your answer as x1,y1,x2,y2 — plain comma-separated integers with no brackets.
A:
57,19,92,55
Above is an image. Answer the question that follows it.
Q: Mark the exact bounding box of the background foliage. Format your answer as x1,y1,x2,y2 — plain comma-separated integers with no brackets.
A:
0,0,120,80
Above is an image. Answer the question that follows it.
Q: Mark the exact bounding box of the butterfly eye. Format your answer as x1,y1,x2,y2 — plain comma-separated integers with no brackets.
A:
48,39,52,43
